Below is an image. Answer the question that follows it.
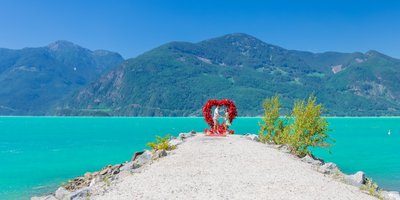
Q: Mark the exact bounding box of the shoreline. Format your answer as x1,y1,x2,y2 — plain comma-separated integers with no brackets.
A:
2,116,400,118
32,132,400,200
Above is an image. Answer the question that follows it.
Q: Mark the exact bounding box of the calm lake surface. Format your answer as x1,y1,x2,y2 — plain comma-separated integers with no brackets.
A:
0,117,399,199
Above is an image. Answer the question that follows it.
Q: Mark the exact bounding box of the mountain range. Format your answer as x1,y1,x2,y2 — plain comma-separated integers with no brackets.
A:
1,33,400,116
0,41,123,115
58,33,400,116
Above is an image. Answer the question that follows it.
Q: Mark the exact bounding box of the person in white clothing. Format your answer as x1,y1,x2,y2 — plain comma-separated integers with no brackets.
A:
213,105,221,130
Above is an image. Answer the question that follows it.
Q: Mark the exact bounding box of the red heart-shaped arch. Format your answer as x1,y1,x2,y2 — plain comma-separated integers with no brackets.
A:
202,99,237,128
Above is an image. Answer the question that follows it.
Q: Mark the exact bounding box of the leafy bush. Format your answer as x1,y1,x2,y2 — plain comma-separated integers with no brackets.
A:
147,134,176,151
259,95,332,157
259,95,286,144
361,178,383,199
286,95,331,157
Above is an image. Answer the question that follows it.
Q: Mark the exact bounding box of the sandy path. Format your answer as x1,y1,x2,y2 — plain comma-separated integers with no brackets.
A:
93,134,375,200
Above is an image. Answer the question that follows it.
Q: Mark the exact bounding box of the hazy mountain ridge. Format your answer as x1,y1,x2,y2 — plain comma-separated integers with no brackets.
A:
58,33,400,116
0,41,124,115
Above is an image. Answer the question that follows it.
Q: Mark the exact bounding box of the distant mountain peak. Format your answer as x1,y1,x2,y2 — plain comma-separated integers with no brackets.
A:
365,50,396,61
223,33,260,40
92,49,116,56
366,50,382,56
199,33,281,52
203,33,264,43
48,40,80,51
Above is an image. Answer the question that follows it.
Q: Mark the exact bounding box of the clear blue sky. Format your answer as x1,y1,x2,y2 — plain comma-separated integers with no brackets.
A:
1,0,400,59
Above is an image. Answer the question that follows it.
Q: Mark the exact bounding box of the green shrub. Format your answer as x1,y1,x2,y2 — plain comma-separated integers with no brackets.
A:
258,95,332,157
147,134,176,151
102,175,111,187
361,178,383,199
259,95,286,144
273,121,290,145
286,95,330,157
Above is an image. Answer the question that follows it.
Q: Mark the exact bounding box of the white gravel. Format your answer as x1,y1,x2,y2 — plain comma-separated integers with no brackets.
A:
93,134,376,200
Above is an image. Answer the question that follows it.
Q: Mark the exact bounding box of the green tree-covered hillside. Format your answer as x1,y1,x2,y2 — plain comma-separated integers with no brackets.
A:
55,34,400,116
0,41,123,115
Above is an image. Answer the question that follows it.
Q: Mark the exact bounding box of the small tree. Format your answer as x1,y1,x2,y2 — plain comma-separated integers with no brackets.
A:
259,95,285,143
286,95,330,157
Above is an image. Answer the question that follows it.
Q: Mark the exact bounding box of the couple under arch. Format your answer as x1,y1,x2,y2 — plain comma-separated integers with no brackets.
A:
213,105,231,130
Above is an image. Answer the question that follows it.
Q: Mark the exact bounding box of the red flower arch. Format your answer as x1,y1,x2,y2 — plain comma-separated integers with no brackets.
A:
202,99,237,134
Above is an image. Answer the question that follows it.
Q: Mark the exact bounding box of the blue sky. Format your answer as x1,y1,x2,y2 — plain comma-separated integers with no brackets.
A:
1,0,400,59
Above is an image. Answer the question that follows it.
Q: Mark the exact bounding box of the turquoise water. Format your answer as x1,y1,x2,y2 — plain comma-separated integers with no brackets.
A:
0,117,399,199
312,118,400,191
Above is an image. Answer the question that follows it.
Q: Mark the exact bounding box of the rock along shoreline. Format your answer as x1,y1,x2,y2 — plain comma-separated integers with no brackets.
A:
32,132,400,200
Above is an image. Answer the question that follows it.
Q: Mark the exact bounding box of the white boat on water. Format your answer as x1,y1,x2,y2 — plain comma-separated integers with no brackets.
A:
388,130,391,135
